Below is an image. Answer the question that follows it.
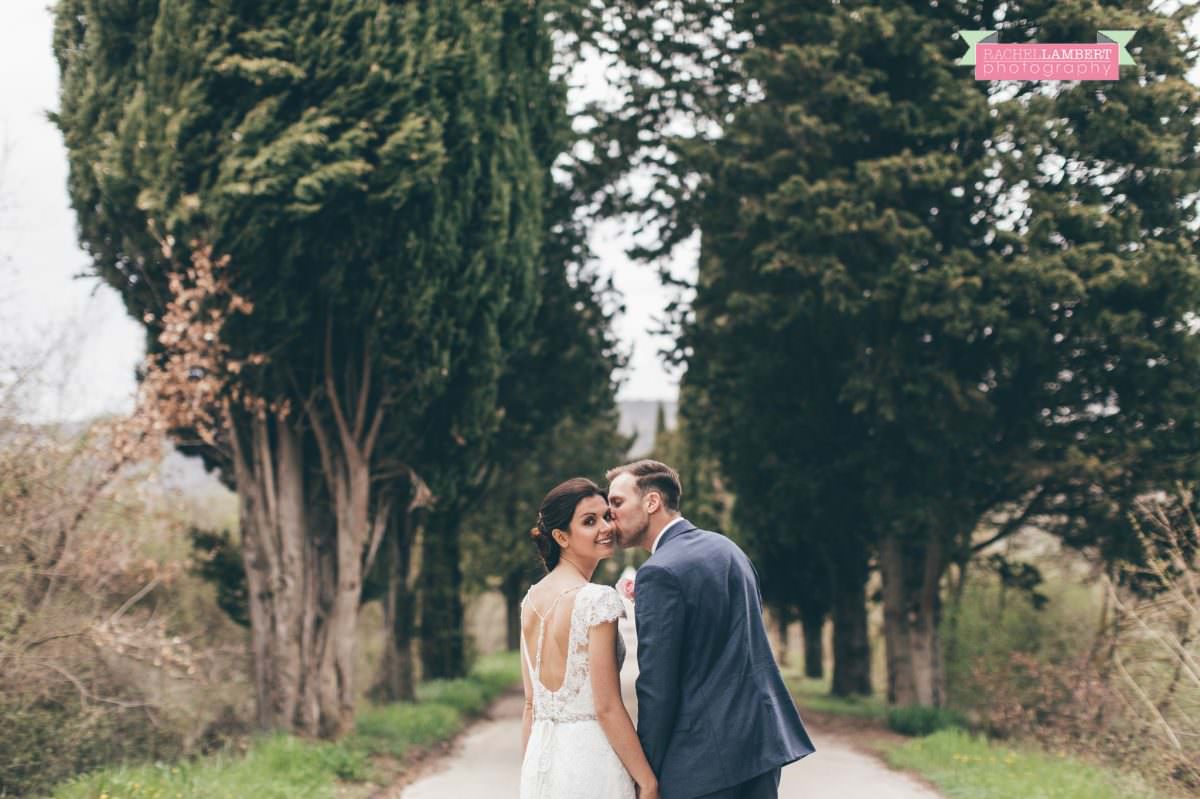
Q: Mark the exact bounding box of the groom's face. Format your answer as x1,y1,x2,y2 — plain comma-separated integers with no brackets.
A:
607,473,649,549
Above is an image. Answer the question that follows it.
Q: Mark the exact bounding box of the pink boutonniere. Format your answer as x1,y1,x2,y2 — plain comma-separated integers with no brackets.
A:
618,576,636,603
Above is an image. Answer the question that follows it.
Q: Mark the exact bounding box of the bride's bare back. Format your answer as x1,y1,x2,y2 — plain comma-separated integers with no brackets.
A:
521,581,584,693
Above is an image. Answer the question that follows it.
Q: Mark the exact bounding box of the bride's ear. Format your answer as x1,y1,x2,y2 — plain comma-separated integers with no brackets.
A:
553,529,569,549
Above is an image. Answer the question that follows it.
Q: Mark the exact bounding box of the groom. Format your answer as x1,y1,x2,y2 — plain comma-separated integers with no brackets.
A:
607,459,815,799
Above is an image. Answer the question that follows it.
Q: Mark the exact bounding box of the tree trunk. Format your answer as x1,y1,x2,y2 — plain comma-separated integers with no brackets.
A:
830,568,871,696
316,450,392,737
373,498,421,702
880,532,946,707
775,606,790,667
799,604,825,680
298,498,336,736
229,408,310,732
301,332,397,738
910,536,945,707
420,508,466,679
942,554,971,700
881,532,916,706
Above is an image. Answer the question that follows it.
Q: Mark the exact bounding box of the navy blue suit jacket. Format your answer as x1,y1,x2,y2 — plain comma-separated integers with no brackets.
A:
634,519,815,799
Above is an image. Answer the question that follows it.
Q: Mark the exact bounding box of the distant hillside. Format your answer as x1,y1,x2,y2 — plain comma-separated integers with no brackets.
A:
618,399,678,457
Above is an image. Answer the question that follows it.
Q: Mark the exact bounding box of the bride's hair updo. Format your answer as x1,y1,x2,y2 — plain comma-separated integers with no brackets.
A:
529,477,606,571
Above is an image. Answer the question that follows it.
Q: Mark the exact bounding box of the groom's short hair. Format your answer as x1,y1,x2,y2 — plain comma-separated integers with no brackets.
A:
606,459,682,511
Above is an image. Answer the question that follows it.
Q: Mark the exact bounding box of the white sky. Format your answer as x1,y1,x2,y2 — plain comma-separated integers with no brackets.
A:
2,2,1197,421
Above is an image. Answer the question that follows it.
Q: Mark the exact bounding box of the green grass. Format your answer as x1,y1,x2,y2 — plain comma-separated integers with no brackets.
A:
52,734,367,799
469,651,524,697
784,674,888,720
348,702,463,758
884,728,1166,799
784,671,1173,799
53,652,523,799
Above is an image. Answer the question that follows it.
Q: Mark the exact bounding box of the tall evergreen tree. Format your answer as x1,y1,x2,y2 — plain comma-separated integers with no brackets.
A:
411,117,626,680
580,0,1200,707
54,0,562,736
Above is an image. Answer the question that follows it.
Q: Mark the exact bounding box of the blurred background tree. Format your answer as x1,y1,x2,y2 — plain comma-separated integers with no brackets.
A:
574,0,1200,713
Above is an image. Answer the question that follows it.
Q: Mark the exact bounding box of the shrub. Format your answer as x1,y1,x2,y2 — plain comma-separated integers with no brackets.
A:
0,697,184,797
886,704,966,737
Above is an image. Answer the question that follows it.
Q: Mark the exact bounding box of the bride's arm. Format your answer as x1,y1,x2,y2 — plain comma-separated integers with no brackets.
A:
520,635,534,758
590,621,659,796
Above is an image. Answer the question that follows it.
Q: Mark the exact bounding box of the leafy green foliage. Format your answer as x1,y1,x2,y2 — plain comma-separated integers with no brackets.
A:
53,0,560,485
54,0,583,703
583,0,1200,690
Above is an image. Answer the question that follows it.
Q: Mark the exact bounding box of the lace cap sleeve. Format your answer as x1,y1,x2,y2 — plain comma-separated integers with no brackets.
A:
585,585,627,627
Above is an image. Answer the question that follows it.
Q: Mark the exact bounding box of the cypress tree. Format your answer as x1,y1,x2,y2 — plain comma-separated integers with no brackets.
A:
54,0,558,736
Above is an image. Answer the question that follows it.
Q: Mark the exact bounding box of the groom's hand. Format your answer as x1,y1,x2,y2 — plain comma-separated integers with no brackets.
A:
634,564,685,775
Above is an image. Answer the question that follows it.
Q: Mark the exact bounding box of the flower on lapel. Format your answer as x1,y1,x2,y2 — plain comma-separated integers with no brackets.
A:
618,575,636,603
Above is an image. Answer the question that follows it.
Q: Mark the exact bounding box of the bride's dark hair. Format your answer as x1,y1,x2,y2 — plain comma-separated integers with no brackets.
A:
529,477,606,571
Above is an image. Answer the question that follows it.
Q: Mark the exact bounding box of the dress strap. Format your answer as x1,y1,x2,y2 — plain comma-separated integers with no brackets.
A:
527,584,584,675
529,583,583,620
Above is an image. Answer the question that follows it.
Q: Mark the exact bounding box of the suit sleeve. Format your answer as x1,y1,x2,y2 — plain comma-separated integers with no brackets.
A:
634,563,686,776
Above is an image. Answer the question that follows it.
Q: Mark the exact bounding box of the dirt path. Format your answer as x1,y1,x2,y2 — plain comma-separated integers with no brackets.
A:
400,613,943,799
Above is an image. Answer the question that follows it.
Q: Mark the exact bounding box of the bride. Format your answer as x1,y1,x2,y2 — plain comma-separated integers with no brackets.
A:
519,477,660,799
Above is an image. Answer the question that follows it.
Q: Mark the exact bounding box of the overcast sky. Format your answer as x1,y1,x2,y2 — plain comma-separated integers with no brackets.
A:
2,3,1196,422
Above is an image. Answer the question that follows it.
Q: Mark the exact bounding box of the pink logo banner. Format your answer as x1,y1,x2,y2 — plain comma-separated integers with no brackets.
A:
977,43,1118,81
957,30,1136,82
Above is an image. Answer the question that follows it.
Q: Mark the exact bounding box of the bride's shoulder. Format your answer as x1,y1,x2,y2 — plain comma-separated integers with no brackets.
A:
581,581,620,601
581,582,625,624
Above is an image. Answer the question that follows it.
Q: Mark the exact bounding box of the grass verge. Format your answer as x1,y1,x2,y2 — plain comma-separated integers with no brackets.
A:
785,674,887,720
786,670,1173,799
883,728,1166,799
51,652,522,799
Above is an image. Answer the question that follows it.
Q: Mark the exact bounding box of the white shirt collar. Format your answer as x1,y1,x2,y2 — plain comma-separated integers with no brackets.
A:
651,516,687,554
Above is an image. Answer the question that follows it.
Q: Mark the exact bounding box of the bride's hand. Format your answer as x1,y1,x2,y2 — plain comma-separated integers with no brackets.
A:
636,778,660,799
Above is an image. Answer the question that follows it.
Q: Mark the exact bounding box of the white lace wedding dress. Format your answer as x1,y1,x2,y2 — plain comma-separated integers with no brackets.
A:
519,582,636,799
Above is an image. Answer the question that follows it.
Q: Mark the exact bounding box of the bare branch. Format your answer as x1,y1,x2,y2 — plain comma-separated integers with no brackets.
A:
108,578,162,626
362,492,393,579
353,340,372,442
972,484,1049,553
45,662,156,710
324,313,356,459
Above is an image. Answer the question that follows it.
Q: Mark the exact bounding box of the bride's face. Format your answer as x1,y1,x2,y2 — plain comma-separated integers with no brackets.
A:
560,495,616,562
